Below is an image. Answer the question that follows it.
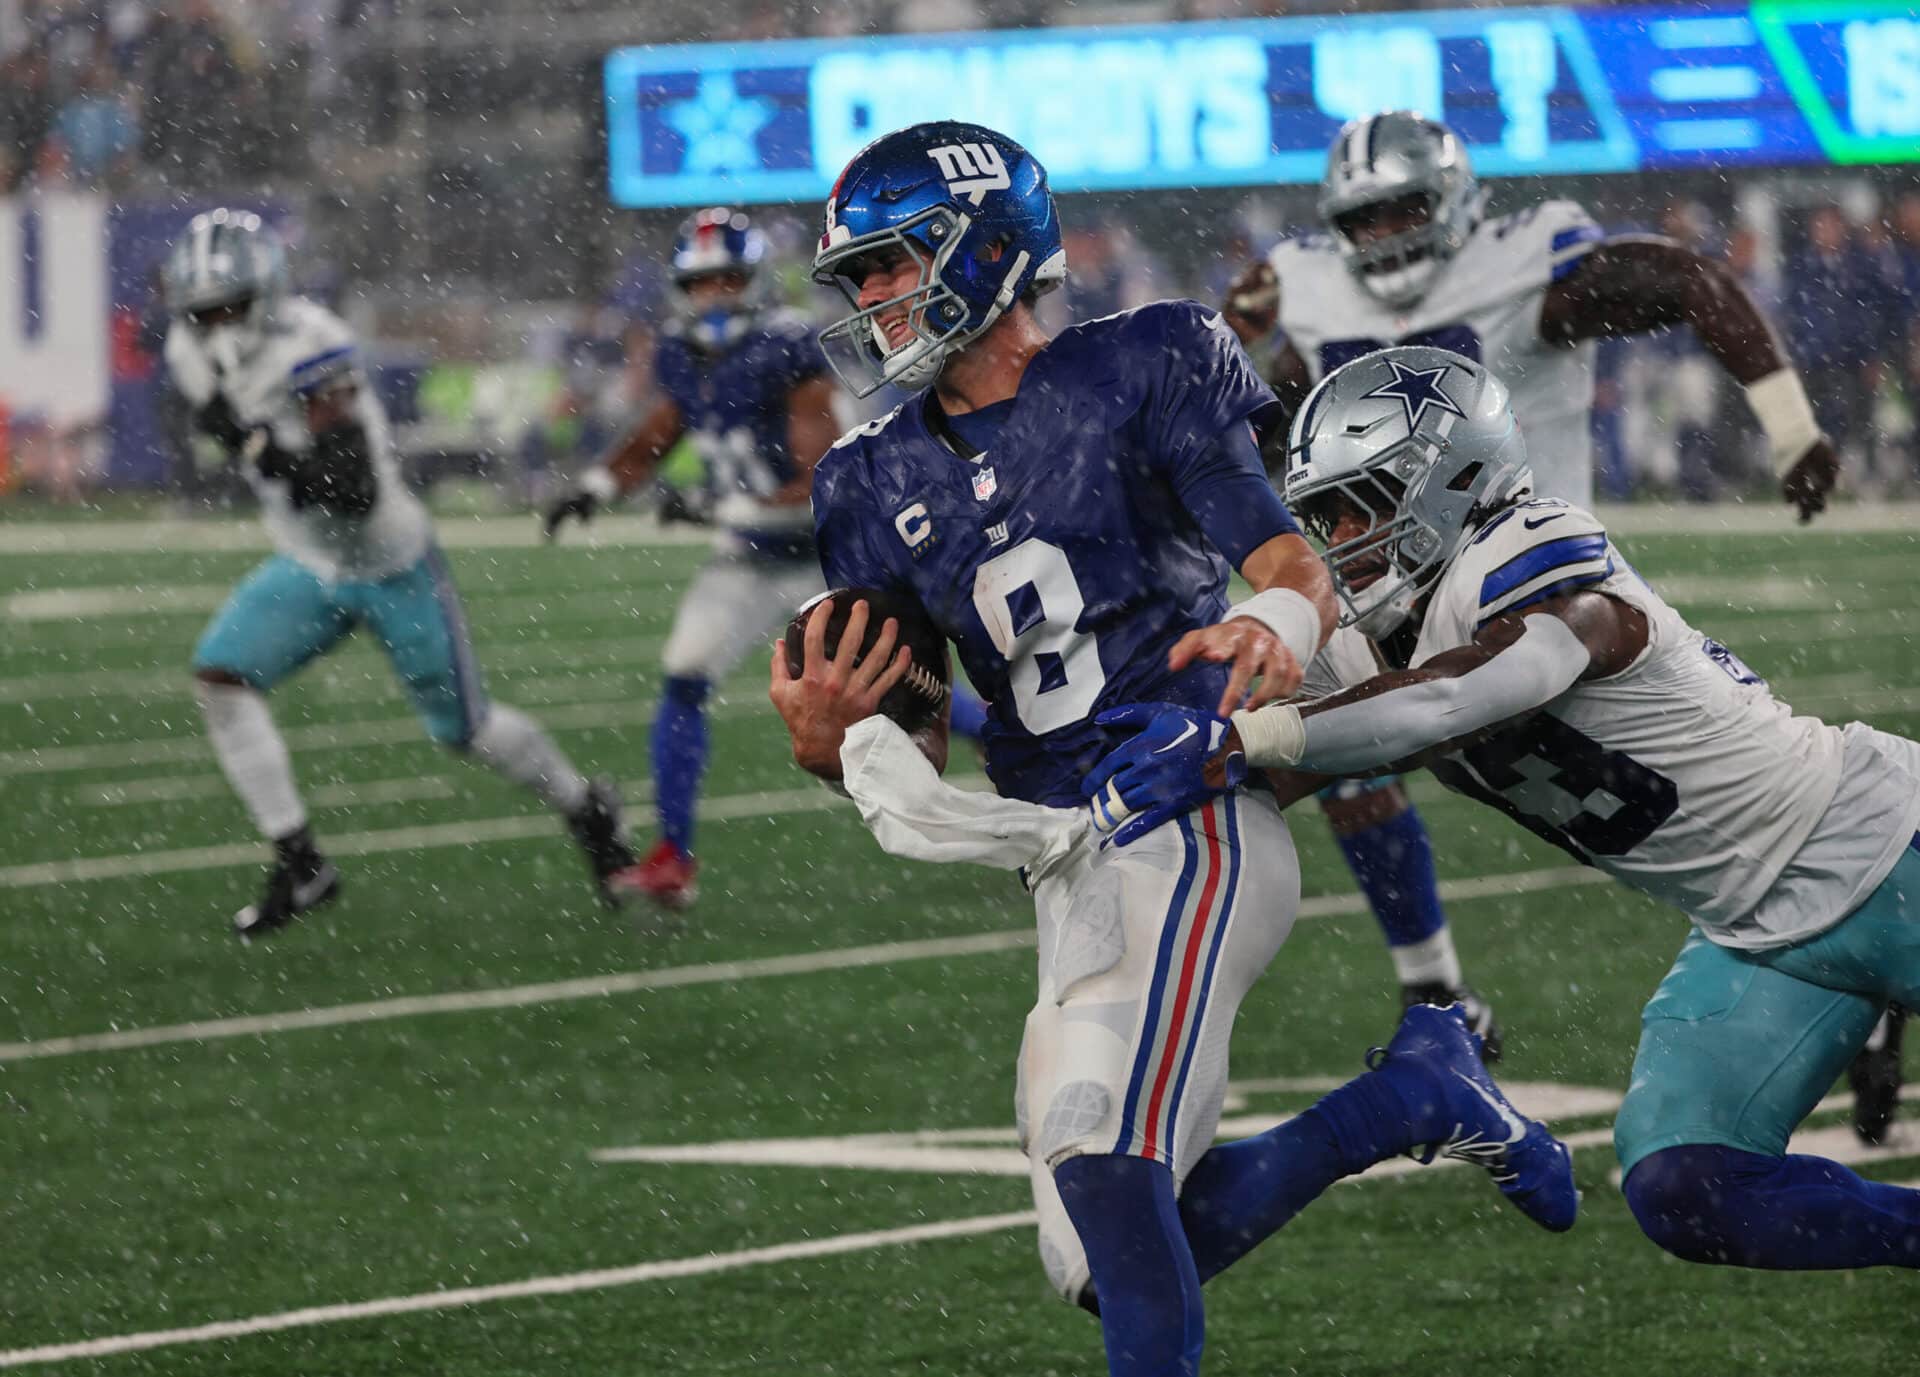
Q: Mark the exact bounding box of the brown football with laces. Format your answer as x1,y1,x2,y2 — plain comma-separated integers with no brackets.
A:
783,587,951,732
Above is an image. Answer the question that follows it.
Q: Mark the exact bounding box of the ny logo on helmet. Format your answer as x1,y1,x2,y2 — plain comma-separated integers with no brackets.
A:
926,143,1010,206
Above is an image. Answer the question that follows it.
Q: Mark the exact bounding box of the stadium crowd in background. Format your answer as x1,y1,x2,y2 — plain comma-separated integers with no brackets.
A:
3,0,1919,506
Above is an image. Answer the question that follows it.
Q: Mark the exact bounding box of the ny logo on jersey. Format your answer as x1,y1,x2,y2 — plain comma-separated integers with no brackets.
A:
926,143,1009,206
985,521,1010,547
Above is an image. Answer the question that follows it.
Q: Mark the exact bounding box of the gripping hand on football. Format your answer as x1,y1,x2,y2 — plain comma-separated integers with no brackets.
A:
770,597,912,780
1082,703,1247,847
544,469,619,541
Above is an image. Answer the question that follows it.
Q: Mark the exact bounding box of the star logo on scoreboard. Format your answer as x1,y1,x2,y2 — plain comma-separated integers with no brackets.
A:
1362,358,1467,430
663,72,775,175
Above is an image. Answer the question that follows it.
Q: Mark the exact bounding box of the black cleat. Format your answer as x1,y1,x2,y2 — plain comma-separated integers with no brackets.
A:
1849,1005,1906,1145
234,846,341,941
567,777,638,908
1402,981,1503,1063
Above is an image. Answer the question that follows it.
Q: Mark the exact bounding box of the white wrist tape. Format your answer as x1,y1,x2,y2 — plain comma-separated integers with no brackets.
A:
1746,369,1822,476
580,467,620,503
1226,587,1323,675
1230,704,1306,768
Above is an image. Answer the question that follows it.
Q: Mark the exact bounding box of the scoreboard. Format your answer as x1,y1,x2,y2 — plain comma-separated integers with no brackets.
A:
604,2,1920,207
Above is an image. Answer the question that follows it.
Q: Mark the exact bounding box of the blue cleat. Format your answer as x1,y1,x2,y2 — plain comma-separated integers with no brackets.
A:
1371,1001,1579,1232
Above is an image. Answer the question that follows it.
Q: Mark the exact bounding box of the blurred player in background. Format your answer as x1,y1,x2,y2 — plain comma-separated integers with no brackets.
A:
1088,345,1920,1270
544,208,843,910
773,121,1575,1377
1219,109,1848,1072
165,209,637,938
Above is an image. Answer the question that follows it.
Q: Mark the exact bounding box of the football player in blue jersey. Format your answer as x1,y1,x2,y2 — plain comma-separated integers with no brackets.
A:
1218,110,1855,1097
545,208,844,910
769,122,1576,1377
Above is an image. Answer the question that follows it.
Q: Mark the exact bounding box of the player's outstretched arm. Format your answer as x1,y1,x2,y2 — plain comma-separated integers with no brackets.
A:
1090,593,1646,844
769,597,911,780
544,397,685,539
1236,592,1646,775
1540,238,1837,522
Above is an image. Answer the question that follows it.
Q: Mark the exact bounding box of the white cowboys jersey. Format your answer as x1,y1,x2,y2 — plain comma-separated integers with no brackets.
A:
1270,201,1604,506
165,297,429,582
1305,498,1920,950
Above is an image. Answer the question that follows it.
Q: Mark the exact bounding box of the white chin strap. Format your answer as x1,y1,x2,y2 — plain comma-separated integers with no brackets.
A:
1348,576,1417,638
874,323,949,392
872,246,1031,394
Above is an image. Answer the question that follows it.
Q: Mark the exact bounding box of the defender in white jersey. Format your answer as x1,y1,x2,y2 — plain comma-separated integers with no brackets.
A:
1090,347,1920,1271
165,209,637,937
1218,109,1846,1072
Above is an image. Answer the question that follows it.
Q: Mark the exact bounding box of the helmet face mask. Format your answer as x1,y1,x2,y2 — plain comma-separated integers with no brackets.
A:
668,207,768,351
164,208,285,347
815,204,981,395
1284,346,1533,639
812,122,1066,398
1318,113,1481,311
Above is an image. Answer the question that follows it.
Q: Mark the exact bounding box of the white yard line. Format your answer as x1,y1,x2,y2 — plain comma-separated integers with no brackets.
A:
0,1209,1040,1370
0,863,1597,1063
0,513,714,556
0,783,830,892
1597,502,1920,535
0,634,670,704
0,930,1038,1063
0,1114,1648,1367
0,693,773,778
3,503,1917,560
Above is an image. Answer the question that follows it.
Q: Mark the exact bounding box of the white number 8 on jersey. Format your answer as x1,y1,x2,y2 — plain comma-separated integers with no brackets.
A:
972,538,1105,734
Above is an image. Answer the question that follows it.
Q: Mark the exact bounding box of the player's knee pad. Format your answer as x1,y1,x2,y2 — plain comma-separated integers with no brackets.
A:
1020,793,1298,1177
1622,1143,1772,1264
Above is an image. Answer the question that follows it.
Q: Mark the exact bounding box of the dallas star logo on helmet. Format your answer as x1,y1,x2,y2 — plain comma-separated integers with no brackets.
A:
1362,358,1468,430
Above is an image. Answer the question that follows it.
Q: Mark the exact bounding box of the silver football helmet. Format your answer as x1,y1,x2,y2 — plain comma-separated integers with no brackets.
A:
1284,346,1532,638
1318,112,1482,309
162,208,286,335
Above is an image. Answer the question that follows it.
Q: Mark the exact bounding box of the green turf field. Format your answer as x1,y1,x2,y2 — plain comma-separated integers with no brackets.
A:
4,509,1918,1375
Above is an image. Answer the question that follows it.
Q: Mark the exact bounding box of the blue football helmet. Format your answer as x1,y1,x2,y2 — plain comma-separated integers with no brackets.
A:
669,207,769,351
812,121,1067,397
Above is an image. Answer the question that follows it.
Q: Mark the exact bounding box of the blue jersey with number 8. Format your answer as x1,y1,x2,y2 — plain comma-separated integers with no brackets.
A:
812,300,1297,806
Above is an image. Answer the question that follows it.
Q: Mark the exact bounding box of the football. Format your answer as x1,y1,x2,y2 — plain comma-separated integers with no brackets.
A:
783,587,951,732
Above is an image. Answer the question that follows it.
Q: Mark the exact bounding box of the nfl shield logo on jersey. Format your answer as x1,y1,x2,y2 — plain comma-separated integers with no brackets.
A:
972,466,997,501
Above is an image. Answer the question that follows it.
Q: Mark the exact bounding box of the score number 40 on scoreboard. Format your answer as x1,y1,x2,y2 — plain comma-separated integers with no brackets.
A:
604,1,1920,208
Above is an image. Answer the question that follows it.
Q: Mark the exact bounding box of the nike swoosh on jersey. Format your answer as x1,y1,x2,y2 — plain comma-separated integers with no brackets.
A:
1154,721,1200,754
1523,513,1565,530
1452,1069,1528,1145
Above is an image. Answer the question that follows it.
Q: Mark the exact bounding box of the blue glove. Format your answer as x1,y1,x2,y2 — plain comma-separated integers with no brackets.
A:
1083,702,1247,847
